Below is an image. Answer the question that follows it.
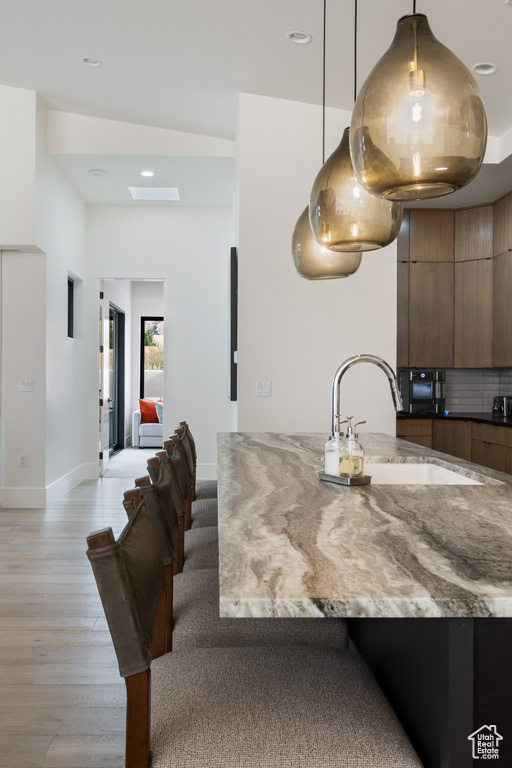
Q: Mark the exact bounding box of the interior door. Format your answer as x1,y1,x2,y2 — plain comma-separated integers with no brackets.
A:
98,283,110,476
108,304,125,456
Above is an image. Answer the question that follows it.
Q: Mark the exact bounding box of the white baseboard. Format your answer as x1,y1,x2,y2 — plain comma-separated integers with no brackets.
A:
0,463,99,508
46,464,89,504
197,462,217,481
0,487,47,509
84,463,100,480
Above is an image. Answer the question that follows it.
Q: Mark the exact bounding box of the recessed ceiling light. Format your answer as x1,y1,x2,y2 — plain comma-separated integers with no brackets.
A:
286,30,312,44
140,170,154,177
128,187,180,201
81,57,101,67
88,169,108,177
471,62,498,76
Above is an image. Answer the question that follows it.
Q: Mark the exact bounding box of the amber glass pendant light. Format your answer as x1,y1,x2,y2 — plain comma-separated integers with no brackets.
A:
292,0,362,279
292,206,362,279
349,9,487,201
308,0,403,252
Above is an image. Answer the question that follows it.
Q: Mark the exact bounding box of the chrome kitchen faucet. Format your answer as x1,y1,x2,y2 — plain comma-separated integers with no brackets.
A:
330,354,404,438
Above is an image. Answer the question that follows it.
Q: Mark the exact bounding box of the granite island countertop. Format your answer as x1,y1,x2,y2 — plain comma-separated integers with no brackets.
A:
217,432,512,620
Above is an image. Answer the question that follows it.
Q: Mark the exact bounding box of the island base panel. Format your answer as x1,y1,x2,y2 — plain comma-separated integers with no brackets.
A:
347,617,512,768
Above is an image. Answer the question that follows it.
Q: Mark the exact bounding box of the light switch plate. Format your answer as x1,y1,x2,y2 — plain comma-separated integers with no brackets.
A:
256,381,272,397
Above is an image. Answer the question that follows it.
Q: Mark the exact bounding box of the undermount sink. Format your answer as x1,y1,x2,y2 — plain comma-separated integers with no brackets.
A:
365,461,483,485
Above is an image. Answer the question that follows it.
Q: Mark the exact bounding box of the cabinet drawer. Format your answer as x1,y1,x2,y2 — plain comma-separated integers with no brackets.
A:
396,419,432,437
399,435,433,449
472,422,512,448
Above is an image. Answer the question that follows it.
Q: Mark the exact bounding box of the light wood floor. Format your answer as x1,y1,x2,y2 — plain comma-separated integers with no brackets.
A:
0,465,148,768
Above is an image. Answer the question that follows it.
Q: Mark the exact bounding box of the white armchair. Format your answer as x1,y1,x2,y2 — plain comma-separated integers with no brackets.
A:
132,400,163,448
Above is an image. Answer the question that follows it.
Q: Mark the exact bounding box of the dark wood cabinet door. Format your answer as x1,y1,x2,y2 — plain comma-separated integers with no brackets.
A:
397,210,410,262
397,261,409,368
409,262,454,368
432,420,472,461
493,193,512,257
455,205,493,261
493,250,512,367
454,259,493,368
471,439,512,474
409,210,454,262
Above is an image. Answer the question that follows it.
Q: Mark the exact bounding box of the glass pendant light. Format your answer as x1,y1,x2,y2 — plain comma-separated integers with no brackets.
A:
292,207,362,279
308,0,403,253
291,0,364,279
349,12,488,202
309,127,403,251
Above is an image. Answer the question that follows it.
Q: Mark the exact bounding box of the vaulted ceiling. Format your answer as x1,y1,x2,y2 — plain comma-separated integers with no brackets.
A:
3,0,512,207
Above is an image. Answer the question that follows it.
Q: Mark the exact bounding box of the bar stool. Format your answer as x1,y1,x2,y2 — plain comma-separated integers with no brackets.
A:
87,499,422,768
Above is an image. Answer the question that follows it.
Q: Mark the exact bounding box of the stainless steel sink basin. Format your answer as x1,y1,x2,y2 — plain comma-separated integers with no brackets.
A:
365,462,483,485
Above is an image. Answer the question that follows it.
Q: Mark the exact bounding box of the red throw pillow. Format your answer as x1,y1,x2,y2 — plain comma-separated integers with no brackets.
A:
139,399,159,423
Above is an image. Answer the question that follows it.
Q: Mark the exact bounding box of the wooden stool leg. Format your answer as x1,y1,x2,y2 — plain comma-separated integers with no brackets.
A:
125,670,151,768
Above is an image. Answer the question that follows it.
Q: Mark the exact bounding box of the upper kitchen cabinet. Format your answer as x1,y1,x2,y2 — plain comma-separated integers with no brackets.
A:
493,250,512,367
409,210,454,262
408,261,454,368
455,205,493,261
493,192,512,257
397,210,454,368
454,258,493,367
396,210,409,261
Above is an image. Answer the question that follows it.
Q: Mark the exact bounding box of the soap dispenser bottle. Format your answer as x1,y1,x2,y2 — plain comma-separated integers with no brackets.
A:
339,417,366,478
324,415,347,476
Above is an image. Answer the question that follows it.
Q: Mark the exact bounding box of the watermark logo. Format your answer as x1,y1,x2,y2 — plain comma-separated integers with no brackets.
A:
468,725,503,760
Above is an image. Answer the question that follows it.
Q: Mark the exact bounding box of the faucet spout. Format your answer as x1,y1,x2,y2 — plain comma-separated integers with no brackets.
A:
330,354,404,437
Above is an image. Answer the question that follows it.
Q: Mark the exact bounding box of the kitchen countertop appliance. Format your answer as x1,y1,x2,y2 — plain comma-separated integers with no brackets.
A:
399,369,445,414
492,395,512,415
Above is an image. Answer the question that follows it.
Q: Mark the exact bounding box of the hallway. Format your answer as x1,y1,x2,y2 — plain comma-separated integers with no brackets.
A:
0,455,152,767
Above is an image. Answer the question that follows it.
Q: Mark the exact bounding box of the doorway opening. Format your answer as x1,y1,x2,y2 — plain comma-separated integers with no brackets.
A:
98,279,164,477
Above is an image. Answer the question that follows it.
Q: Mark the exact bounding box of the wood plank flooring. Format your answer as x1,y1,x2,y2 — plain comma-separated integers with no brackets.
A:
0,468,146,768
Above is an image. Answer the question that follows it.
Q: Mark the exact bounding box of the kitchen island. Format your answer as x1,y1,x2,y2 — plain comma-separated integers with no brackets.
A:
217,432,512,768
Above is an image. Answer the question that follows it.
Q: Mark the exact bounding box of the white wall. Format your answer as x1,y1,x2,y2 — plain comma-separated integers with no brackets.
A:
35,98,89,499
0,86,38,250
236,93,398,436
85,206,233,479
0,92,89,507
0,251,47,507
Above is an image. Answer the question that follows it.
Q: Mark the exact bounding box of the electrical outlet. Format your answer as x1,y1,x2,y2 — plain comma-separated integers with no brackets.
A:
18,379,32,392
18,454,27,467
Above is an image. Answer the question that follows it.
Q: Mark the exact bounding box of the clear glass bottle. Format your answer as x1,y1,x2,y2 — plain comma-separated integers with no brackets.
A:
339,417,366,478
324,415,347,476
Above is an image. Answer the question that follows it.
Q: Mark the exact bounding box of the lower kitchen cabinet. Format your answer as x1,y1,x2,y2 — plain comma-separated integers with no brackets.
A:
471,422,512,474
432,419,472,461
396,419,432,449
397,419,512,475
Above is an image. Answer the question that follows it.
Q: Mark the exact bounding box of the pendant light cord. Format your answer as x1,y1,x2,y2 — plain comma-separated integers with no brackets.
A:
413,0,417,12
353,0,357,103
322,0,326,164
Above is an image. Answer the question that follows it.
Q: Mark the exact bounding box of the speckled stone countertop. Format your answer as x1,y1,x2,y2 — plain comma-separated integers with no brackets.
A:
217,432,512,619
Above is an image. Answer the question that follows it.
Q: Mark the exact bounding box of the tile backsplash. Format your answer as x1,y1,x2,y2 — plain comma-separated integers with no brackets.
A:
444,369,512,413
